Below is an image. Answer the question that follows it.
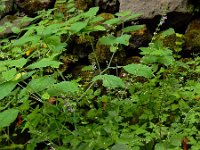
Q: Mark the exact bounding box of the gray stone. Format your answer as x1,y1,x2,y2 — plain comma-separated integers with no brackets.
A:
0,14,32,38
119,0,193,19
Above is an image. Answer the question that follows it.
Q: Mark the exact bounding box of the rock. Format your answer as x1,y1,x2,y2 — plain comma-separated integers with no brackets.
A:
119,0,193,19
0,14,32,38
0,0,14,19
119,0,194,30
184,19,200,54
15,0,56,16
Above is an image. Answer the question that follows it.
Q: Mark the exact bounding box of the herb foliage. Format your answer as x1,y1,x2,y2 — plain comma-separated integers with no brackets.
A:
0,0,200,149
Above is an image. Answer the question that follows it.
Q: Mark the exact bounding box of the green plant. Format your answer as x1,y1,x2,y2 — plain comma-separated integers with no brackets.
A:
0,0,200,149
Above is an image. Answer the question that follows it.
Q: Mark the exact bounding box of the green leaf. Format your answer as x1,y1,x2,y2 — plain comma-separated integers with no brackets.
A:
99,35,116,46
154,143,167,150
160,28,175,38
2,68,17,81
83,7,99,18
0,109,19,128
26,76,56,93
110,45,118,53
69,21,88,33
81,65,93,71
125,13,141,21
111,144,129,150
11,26,21,34
89,16,104,23
92,74,125,89
12,35,41,46
86,25,106,32
2,58,27,68
42,23,63,36
103,18,122,25
123,64,153,78
115,10,131,17
115,34,131,46
47,81,79,96
99,34,131,46
15,71,36,82
0,81,17,100
41,92,50,100
27,58,63,69
43,36,66,52
122,25,145,33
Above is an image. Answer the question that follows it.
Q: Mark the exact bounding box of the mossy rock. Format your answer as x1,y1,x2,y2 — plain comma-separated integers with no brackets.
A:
16,0,55,16
184,19,200,53
75,0,93,11
153,28,185,53
127,24,152,50
89,41,126,66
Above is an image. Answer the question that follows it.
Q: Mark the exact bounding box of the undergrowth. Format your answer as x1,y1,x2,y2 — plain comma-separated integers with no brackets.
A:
0,0,200,150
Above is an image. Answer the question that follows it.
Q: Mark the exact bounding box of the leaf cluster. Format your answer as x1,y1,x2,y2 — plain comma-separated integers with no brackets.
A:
0,0,200,149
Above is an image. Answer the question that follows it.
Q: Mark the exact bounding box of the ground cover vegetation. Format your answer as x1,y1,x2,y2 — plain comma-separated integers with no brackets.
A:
0,0,200,149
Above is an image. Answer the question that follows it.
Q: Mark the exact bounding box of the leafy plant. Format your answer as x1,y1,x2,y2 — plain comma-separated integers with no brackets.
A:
0,0,200,149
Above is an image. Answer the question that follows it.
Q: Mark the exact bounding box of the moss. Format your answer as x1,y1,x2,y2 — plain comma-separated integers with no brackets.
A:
185,19,200,50
75,0,93,11
59,54,78,72
98,12,115,20
153,30,185,53
16,0,55,16
74,34,94,45
89,41,126,66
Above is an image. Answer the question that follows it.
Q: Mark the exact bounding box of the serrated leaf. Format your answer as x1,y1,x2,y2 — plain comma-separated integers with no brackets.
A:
47,81,79,96
70,21,88,33
15,71,36,81
0,81,17,100
115,10,131,17
12,35,41,46
26,76,56,93
42,23,63,36
84,25,106,32
81,65,93,71
83,7,99,18
111,144,129,150
99,35,116,45
0,109,19,128
122,25,145,33
154,143,167,150
110,45,118,53
103,18,122,25
115,34,131,46
5,58,27,68
27,58,63,69
93,25,106,31
125,13,141,21
89,16,104,23
160,28,175,38
11,26,21,34
123,64,153,78
43,36,66,52
2,68,17,81
92,74,125,89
